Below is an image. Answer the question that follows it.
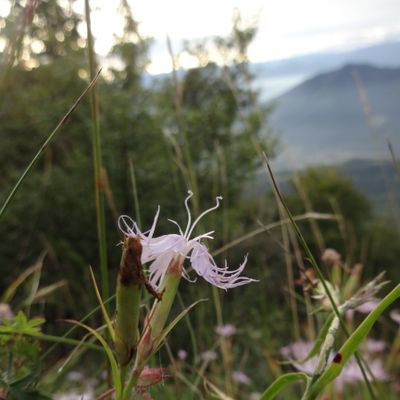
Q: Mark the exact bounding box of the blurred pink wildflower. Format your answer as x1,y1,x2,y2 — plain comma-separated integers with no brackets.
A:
280,340,390,391
0,303,13,323
232,371,252,385
177,349,188,361
215,323,237,337
321,248,341,267
199,350,218,362
355,299,380,314
390,309,400,325
119,191,255,290
365,338,386,353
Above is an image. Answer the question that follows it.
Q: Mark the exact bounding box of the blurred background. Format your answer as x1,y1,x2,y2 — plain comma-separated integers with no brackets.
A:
0,0,399,399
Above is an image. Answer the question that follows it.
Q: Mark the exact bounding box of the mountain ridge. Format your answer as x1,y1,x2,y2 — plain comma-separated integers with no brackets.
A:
269,63,400,169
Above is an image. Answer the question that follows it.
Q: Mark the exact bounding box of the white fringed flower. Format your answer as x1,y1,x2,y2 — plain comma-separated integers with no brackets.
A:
118,191,255,290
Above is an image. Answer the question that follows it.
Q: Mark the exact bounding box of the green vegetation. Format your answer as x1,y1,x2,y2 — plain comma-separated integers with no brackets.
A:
0,1,399,399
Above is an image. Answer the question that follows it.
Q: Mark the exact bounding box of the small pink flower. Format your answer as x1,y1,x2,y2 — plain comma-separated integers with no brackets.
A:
355,300,379,314
215,323,237,337
177,349,188,361
232,371,251,385
390,309,400,325
281,340,390,392
119,191,255,290
199,350,218,362
0,303,13,322
365,338,386,353
321,248,341,267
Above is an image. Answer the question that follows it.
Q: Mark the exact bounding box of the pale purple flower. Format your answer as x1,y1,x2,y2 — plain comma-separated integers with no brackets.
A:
66,371,85,382
355,300,379,314
321,248,341,267
334,357,389,392
199,350,218,362
281,341,390,391
0,303,13,322
118,191,255,290
365,338,386,353
232,371,252,385
280,341,316,374
215,323,237,337
177,349,188,361
390,309,400,325
249,393,261,400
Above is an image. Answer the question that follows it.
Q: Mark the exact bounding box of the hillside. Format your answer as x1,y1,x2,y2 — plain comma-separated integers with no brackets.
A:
269,64,400,168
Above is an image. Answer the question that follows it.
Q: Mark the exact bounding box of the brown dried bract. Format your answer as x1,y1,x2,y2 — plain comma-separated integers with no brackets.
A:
295,268,319,292
120,236,163,301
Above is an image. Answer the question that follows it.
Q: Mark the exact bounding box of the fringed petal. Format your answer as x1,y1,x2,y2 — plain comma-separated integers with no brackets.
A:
190,242,256,290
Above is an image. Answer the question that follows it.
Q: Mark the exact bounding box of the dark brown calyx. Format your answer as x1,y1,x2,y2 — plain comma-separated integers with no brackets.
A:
119,236,163,301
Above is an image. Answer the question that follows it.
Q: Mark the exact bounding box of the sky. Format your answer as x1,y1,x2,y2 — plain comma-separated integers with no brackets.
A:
82,0,400,74
2,0,400,74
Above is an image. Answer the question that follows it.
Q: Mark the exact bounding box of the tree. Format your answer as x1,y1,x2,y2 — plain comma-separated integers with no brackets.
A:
287,167,372,261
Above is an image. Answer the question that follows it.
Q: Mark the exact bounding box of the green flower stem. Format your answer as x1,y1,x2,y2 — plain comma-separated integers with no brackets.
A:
115,237,143,367
305,283,400,400
115,282,141,366
123,256,183,400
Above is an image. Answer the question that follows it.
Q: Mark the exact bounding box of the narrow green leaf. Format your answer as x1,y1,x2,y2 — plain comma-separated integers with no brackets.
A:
0,70,101,221
309,284,400,397
263,155,376,399
89,266,115,341
1,261,42,303
154,298,207,352
64,319,121,398
40,294,115,361
260,372,309,400
300,313,335,363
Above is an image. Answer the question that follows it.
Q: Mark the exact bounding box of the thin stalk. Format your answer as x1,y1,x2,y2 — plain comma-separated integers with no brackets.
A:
166,36,200,213
84,0,109,311
0,70,101,221
177,292,198,360
41,294,115,361
216,145,233,396
128,158,142,228
0,331,103,351
292,173,325,254
264,155,377,400
278,202,300,340
212,213,337,257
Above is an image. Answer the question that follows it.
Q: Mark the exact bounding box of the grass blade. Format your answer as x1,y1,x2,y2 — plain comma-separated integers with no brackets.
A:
89,266,115,341
260,372,309,400
263,154,377,399
1,257,43,303
0,70,101,221
309,283,400,397
84,0,109,313
64,319,122,398
154,298,208,353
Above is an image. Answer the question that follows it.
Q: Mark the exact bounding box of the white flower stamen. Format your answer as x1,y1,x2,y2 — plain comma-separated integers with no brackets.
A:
185,195,222,239
183,190,194,237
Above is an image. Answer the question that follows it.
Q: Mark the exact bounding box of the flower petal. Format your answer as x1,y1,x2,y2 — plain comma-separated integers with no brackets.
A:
190,242,255,290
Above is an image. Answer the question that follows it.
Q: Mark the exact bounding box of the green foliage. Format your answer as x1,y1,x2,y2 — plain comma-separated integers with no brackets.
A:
0,311,50,399
1,1,398,399
287,167,372,255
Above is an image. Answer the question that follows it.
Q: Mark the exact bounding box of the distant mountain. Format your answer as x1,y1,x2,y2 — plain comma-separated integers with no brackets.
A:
254,40,400,100
253,41,400,78
269,64,400,169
